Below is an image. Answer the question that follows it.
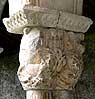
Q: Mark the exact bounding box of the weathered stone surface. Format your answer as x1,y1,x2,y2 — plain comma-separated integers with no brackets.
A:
3,9,93,34
0,31,95,99
17,28,85,90
58,12,93,33
13,33,95,99
3,9,59,34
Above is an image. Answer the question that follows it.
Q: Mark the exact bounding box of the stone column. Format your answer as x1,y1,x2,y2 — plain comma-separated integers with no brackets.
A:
3,0,93,99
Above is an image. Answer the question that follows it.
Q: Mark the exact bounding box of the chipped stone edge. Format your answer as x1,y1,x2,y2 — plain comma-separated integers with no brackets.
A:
58,11,93,33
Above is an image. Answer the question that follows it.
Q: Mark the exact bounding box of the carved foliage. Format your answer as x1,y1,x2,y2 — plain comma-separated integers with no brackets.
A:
17,28,85,90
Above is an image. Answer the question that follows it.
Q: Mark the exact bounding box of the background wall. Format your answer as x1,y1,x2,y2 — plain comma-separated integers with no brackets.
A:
0,54,26,99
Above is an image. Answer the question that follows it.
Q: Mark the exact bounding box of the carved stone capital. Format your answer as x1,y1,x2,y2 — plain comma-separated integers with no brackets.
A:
3,4,93,91
2,0,93,98
0,0,7,19
17,28,85,90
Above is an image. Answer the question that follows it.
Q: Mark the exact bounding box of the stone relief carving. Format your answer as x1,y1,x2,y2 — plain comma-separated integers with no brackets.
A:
3,4,93,91
3,0,93,98
17,28,86,90
3,7,92,34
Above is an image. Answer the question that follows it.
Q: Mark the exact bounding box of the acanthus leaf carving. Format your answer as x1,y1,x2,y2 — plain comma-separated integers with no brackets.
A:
17,28,85,90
